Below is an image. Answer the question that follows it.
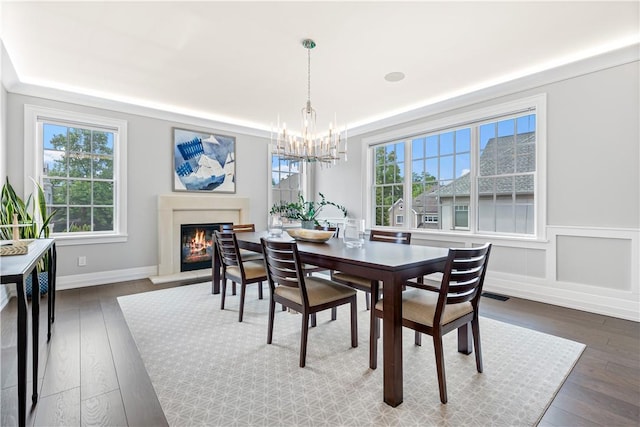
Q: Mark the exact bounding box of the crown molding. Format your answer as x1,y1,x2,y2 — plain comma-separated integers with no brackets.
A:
2,42,638,140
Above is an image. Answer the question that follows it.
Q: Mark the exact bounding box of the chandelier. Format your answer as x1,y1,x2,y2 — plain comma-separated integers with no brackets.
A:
271,39,347,165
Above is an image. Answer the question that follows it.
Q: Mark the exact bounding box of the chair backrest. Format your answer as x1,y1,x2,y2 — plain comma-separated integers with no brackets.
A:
214,230,241,268
261,238,310,303
221,223,255,233
315,225,339,237
436,243,492,316
369,229,412,245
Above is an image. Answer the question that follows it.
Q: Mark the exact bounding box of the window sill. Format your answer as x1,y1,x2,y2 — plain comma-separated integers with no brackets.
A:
379,227,549,247
51,233,128,246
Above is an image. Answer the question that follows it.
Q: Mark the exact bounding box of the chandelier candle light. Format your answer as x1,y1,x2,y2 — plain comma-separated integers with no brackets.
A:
271,39,347,166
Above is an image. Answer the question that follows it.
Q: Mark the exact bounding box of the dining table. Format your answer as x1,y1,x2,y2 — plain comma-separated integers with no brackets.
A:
212,230,459,407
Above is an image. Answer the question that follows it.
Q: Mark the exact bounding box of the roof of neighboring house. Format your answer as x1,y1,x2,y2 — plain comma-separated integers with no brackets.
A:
417,132,535,201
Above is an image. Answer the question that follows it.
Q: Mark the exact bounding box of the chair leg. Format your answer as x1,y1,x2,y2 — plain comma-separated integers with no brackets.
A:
331,307,337,320
433,333,448,404
310,313,317,327
282,304,287,311
267,299,275,344
300,313,309,367
239,283,247,322
258,282,263,300
472,316,483,373
365,291,370,310
221,279,227,310
232,282,237,295
369,315,378,369
415,331,422,346
350,297,358,348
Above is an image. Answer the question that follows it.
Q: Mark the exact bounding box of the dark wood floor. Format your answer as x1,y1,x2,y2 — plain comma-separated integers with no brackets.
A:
1,279,638,426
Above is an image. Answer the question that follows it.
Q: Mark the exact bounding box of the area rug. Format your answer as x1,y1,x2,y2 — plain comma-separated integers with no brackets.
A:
117,282,585,426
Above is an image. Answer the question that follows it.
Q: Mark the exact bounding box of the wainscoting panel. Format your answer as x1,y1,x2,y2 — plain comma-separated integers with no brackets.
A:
556,235,631,290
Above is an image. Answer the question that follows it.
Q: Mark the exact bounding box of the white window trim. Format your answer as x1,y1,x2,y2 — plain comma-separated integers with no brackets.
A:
24,105,128,245
362,94,547,242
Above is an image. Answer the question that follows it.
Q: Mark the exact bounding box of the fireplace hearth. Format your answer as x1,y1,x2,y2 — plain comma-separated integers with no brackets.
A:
180,222,231,272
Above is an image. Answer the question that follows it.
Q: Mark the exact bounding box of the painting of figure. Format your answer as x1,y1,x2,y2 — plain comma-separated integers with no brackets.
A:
173,128,236,193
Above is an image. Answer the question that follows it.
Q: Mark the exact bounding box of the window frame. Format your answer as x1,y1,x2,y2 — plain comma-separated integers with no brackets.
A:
24,105,128,245
363,94,547,241
267,151,308,222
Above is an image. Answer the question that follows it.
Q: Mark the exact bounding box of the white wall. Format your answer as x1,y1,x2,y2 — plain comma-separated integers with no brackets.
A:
5,93,270,287
317,56,639,321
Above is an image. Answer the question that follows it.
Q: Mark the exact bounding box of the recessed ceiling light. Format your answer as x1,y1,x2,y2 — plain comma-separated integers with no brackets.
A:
384,72,405,82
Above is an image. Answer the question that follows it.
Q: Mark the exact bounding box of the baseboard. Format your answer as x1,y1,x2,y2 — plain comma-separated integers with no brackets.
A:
56,265,158,290
484,272,640,322
1,265,159,302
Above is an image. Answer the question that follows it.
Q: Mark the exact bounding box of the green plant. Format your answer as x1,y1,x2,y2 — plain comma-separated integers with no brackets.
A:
1,177,56,240
270,192,347,225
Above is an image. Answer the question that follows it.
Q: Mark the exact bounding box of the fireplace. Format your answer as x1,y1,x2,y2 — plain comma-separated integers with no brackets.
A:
180,222,232,272
154,194,250,279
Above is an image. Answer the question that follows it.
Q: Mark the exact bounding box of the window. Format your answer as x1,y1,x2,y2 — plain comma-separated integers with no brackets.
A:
454,205,469,228
396,215,404,225
271,155,303,205
373,142,404,226
412,128,471,231
423,214,439,223
477,115,536,234
366,95,545,238
25,105,127,244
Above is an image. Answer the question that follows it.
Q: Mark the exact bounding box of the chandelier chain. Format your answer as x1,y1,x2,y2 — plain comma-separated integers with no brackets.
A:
307,46,311,107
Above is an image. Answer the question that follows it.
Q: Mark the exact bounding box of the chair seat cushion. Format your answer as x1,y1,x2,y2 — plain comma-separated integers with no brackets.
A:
331,272,375,289
239,249,263,261
375,290,472,327
226,260,267,281
275,277,356,307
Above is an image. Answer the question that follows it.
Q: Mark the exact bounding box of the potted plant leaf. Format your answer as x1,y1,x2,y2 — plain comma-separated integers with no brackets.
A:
1,177,56,296
270,192,347,229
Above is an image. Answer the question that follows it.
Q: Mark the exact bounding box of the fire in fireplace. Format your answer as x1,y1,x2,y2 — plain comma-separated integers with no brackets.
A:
180,222,232,272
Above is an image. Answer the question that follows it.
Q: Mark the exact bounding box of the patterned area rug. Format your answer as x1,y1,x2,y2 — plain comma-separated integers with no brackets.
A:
118,282,585,426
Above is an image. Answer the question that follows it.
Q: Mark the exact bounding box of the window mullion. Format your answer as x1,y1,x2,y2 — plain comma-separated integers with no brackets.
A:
470,126,479,234
404,138,412,230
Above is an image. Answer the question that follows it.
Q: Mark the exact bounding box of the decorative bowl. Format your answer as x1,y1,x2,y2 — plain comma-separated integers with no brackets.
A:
286,229,334,243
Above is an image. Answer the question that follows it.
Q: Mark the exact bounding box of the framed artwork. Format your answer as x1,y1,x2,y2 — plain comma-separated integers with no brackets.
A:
173,128,236,193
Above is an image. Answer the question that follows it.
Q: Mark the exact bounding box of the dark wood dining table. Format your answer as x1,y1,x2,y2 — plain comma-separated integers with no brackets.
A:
212,231,451,407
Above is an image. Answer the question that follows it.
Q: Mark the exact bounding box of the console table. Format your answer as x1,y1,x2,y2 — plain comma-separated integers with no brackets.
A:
1,238,57,427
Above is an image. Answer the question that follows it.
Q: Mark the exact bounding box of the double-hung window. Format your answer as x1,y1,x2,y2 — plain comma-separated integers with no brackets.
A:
25,105,127,244
367,95,545,238
271,155,304,205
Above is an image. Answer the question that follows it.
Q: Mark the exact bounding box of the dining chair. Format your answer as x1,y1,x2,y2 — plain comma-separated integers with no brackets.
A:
369,243,492,404
221,223,263,259
220,223,263,296
260,237,358,367
214,230,268,322
331,229,412,310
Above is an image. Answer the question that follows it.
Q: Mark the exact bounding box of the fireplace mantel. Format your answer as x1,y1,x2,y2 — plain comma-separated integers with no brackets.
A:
154,194,250,279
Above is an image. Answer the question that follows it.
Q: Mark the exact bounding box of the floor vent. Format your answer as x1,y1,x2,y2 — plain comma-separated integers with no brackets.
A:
481,292,510,301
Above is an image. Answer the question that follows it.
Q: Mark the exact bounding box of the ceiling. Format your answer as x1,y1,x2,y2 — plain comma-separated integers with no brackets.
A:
2,1,638,136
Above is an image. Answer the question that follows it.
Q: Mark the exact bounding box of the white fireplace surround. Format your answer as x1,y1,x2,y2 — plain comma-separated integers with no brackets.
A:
154,194,250,280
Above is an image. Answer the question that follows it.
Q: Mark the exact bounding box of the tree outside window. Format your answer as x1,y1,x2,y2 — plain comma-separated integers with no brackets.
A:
43,124,115,233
